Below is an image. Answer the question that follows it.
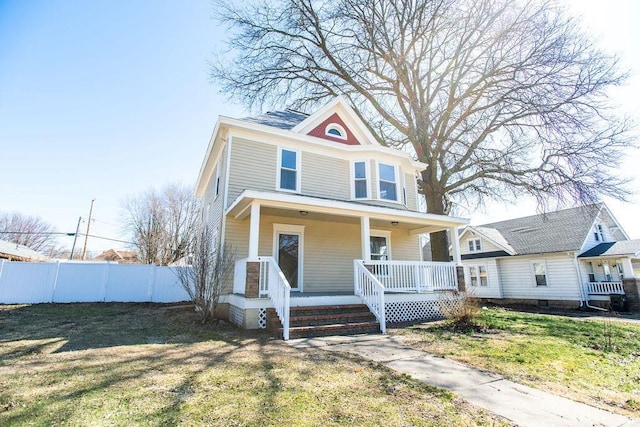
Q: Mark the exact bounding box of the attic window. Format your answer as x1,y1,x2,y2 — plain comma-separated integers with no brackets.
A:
325,123,347,140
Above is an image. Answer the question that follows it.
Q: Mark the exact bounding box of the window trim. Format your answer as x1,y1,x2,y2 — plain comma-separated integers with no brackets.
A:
467,238,482,252
272,223,305,292
370,229,392,261
214,166,221,199
466,264,489,287
530,260,548,287
276,147,301,193
376,161,400,202
351,160,370,200
325,123,347,140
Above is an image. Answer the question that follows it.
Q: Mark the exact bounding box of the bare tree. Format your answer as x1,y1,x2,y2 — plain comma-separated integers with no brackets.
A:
211,0,633,260
122,183,200,265
175,226,236,322
0,212,61,256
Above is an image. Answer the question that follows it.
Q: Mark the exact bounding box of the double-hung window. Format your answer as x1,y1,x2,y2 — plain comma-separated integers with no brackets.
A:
532,261,547,286
378,163,397,201
278,148,299,192
467,239,481,252
468,265,488,287
353,161,368,199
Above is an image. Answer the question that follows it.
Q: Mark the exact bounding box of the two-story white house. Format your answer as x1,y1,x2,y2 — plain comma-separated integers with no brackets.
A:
195,97,468,339
458,204,640,311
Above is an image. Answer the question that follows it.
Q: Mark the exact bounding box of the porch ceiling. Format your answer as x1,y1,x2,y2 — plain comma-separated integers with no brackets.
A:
226,190,468,234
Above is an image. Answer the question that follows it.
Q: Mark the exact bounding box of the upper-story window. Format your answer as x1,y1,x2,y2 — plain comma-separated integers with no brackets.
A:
325,123,347,140
352,161,369,199
378,163,398,201
468,239,481,252
214,167,221,198
594,223,605,242
278,148,300,192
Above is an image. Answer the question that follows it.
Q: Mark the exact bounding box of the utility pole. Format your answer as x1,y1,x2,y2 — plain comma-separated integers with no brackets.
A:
81,198,95,260
69,216,82,260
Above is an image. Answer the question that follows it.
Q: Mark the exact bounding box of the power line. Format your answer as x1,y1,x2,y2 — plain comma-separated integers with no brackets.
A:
0,230,134,245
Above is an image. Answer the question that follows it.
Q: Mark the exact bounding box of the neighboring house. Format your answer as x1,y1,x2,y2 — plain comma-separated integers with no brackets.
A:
92,249,140,264
195,97,469,338
0,239,49,262
458,204,640,310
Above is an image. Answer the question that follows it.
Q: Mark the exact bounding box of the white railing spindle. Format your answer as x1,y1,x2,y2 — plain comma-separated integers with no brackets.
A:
354,260,386,334
585,281,624,295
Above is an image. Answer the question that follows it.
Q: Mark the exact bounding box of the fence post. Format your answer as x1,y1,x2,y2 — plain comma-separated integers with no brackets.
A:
148,264,156,302
100,263,110,302
51,261,61,303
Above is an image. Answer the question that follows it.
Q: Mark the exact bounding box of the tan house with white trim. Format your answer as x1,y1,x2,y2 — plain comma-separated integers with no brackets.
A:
195,97,468,338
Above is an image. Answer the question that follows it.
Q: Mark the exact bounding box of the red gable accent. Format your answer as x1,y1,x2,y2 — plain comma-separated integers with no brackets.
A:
306,113,361,145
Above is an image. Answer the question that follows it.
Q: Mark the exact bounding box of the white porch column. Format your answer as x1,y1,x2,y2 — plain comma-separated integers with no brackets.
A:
248,202,260,260
621,258,635,279
450,227,462,265
361,216,371,261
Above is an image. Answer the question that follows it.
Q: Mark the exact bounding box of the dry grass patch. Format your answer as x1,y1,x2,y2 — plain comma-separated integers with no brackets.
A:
395,307,640,418
0,303,507,426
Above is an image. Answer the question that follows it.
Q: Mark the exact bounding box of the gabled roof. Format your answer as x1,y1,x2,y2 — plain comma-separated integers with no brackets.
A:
0,239,48,262
579,239,640,258
466,204,604,256
241,110,308,130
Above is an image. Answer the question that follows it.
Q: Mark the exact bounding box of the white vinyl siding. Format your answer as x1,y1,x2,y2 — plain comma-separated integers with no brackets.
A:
227,138,277,208
497,254,581,300
459,233,501,255
461,258,502,298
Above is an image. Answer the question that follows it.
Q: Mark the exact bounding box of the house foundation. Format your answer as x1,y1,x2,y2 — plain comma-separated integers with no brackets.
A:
622,279,640,311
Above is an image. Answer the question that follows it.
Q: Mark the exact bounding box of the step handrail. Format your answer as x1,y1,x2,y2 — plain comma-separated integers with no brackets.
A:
257,256,291,340
353,260,386,334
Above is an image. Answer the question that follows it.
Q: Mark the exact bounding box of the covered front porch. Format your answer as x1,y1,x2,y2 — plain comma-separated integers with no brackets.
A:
578,241,640,311
225,190,468,339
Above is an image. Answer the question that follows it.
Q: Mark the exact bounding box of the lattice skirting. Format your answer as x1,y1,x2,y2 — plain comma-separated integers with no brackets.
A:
257,308,267,329
229,304,244,327
385,296,462,324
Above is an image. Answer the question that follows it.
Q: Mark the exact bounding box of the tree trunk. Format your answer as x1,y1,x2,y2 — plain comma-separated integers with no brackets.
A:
421,170,450,262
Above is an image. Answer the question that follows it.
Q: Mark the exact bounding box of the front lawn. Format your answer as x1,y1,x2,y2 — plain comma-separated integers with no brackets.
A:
395,307,640,418
0,303,505,426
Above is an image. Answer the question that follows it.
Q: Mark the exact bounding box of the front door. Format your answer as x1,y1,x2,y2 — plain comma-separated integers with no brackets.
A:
276,232,301,291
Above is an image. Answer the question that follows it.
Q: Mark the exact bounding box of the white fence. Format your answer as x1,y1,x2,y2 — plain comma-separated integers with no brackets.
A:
0,260,190,304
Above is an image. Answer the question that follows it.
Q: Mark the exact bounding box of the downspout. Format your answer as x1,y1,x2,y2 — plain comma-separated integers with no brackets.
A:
572,253,607,312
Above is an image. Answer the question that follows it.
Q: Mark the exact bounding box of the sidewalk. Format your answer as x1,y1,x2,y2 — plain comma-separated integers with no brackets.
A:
288,334,639,427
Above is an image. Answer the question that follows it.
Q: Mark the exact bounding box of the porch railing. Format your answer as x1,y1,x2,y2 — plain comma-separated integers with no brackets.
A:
354,260,386,334
258,256,291,340
585,281,625,295
364,260,458,292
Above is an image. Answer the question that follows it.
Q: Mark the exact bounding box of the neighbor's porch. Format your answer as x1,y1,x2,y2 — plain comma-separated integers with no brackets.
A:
576,256,640,311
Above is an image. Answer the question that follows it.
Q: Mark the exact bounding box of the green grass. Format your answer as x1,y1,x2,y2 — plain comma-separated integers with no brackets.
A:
0,303,506,426
396,307,640,418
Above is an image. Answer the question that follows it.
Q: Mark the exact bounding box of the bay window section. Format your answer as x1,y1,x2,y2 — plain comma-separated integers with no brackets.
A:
353,161,368,199
378,163,398,201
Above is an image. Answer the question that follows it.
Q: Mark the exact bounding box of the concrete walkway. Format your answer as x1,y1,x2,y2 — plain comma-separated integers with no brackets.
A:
288,334,639,427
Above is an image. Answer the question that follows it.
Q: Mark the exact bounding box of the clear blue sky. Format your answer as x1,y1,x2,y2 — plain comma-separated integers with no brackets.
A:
0,0,638,255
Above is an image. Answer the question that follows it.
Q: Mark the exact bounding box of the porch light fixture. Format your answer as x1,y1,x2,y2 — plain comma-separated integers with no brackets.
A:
391,221,399,226
299,211,309,216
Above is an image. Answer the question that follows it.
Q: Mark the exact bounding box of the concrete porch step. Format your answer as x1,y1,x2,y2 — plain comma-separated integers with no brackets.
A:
277,321,381,339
